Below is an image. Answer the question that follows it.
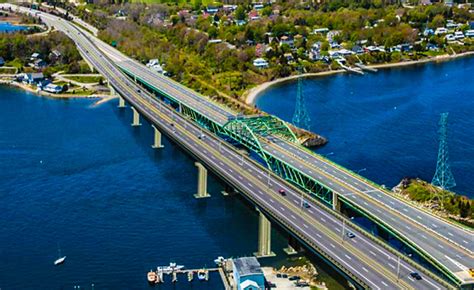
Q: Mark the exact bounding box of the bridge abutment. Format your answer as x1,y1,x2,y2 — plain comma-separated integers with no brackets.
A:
118,96,126,108
194,162,210,199
151,125,164,149
131,106,141,127
254,209,275,258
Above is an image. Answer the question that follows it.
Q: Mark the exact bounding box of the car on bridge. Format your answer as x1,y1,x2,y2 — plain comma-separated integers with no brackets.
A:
410,272,422,280
278,188,286,196
346,232,355,239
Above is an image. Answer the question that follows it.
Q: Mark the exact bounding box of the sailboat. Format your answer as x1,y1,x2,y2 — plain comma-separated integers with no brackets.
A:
54,246,66,266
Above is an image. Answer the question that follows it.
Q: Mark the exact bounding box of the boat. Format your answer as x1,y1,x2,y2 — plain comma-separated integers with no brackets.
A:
214,256,226,265
197,269,208,281
147,270,157,283
53,246,66,266
54,256,66,266
163,262,184,273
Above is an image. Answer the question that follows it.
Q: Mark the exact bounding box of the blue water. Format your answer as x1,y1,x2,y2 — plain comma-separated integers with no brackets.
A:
256,56,474,198
0,21,27,33
0,86,345,289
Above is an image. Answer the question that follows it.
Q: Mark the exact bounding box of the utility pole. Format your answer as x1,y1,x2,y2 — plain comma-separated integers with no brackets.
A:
431,113,456,206
292,67,311,130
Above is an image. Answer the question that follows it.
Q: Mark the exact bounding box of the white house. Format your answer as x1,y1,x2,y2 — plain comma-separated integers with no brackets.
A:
43,83,63,94
435,27,448,35
466,30,474,38
253,58,269,69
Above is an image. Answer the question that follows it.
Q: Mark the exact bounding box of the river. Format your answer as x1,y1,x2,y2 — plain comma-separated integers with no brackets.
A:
0,86,346,289
256,56,474,198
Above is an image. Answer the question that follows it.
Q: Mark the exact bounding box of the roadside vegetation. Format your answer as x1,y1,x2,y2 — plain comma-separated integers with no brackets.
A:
0,30,90,77
397,178,473,228
61,0,474,108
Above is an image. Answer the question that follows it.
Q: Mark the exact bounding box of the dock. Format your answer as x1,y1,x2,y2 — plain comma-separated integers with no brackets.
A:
336,60,364,75
147,266,219,284
355,62,378,72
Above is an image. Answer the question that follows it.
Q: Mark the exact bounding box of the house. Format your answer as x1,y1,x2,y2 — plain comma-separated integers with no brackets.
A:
253,58,269,69
423,28,434,37
466,30,474,38
435,27,448,35
253,3,264,10
284,53,294,63
0,57,4,67
454,31,464,40
30,52,40,60
279,36,294,48
49,49,61,62
313,27,329,34
426,43,439,51
31,59,47,69
23,72,44,84
232,257,265,290
206,6,219,14
445,34,455,41
352,45,364,54
43,83,63,93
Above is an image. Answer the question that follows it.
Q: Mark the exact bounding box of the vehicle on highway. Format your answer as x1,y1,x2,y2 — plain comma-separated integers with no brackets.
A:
302,201,310,208
198,134,205,140
346,232,355,238
278,188,286,196
410,272,422,280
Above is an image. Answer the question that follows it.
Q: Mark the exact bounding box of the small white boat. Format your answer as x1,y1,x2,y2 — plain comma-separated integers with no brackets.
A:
54,246,66,266
197,269,208,281
54,256,66,265
214,256,226,265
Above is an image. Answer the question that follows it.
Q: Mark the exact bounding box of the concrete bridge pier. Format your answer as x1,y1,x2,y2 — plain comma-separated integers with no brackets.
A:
194,162,210,199
118,96,126,108
151,125,164,149
254,209,275,258
333,192,341,212
283,235,302,255
131,107,141,127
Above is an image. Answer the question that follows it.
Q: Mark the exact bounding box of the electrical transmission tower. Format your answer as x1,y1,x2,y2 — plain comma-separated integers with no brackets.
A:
292,69,311,130
432,112,456,191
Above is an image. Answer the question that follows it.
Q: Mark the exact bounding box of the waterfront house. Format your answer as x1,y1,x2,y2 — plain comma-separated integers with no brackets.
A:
43,83,63,94
23,72,44,84
0,57,4,67
232,257,265,290
253,58,269,69
30,52,40,60
445,34,455,41
454,31,464,40
313,27,329,34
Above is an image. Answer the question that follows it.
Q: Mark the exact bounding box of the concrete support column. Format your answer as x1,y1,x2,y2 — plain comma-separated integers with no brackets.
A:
151,125,164,149
283,235,302,255
194,162,210,199
332,192,341,212
118,96,126,108
131,106,141,127
254,210,275,258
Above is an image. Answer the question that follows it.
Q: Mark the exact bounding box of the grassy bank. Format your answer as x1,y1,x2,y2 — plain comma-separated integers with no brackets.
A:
396,178,473,228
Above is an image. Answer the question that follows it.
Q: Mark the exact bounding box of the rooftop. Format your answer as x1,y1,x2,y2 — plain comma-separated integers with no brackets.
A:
233,257,263,276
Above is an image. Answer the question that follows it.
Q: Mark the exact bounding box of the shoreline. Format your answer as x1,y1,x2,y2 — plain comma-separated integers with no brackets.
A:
244,51,474,105
0,79,115,104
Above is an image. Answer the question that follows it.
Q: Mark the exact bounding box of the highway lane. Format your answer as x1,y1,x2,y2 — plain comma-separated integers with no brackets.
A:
79,16,473,253
61,15,474,284
18,6,451,289
261,138,474,281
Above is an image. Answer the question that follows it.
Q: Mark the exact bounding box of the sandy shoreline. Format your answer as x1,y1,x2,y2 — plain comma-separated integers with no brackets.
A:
0,79,114,104
244,51,474,105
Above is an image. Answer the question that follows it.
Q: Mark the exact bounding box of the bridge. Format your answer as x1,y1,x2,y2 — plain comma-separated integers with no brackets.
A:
4,4,473,289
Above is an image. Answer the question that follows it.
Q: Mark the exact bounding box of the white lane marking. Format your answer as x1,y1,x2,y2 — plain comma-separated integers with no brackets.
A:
369,251,377,256
280,207,285,211
269,199,275,203
291,215,296,220
388,263,395,269
362,267,369,273
344,254,352,260
303,224,309,229
330,243,336,248
248,183,253,188
381,281,388,287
